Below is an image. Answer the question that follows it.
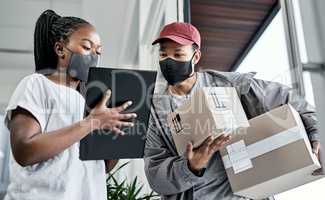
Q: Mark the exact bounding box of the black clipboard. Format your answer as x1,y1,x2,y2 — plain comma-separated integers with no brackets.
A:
79,67,157,160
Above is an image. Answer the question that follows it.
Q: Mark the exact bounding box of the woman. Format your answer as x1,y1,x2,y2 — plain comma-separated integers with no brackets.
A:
4,10,136,200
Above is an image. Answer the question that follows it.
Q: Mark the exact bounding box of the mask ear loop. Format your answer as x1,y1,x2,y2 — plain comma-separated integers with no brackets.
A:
64,46,74,53
63,46,74,84
188,51,197,78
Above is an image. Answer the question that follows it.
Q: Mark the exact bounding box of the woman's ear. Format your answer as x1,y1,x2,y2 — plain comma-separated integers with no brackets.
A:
54,42,66,59
193,50,201,65
54,42,71,69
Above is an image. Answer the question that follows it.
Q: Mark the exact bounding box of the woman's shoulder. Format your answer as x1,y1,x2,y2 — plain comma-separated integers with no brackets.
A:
20,73,46,84
9,73,45,99
5,73,49,128
16,73,85,104
16,73,47,89
18,73,66,94
9,73,51,104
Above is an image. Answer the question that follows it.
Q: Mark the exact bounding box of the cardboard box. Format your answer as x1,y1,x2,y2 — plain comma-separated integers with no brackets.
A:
168,87,249,155
220,104,322,199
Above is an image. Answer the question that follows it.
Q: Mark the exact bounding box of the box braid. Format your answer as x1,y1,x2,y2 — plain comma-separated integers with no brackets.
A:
34,9,91,73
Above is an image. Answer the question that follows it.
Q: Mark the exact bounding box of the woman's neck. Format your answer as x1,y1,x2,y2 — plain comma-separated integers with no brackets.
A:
169,73,197,96
46,71,80,89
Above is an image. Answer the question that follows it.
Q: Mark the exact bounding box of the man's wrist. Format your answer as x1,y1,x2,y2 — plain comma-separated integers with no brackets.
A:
309,133,320,143
188,161,205,177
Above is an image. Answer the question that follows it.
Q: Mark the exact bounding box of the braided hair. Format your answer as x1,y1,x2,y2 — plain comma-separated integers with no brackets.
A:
34,10,91,72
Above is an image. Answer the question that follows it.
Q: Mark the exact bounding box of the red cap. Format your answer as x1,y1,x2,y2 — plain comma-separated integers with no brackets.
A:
152,22,201,49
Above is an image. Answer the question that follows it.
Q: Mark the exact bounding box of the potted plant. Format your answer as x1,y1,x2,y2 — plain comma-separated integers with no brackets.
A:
107,162,160,200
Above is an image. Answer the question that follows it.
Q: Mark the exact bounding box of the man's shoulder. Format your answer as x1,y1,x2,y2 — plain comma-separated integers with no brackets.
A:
200,69,256,84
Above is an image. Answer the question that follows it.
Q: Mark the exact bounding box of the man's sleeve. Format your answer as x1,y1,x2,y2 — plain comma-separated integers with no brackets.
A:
243,77,319,142
143,111,203,195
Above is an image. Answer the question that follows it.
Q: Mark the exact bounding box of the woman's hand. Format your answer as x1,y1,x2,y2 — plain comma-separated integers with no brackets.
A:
86,89,137,135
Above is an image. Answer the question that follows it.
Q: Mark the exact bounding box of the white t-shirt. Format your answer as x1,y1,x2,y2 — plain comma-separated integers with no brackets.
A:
4,73,106,200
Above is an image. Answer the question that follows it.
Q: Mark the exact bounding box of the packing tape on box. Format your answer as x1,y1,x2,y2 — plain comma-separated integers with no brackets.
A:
222,126,304,174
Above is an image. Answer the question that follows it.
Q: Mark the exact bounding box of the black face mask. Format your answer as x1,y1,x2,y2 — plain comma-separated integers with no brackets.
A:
159,53,195,85
66,48,99,82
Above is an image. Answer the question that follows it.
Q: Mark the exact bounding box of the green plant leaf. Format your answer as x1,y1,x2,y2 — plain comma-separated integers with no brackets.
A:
106,161,159,200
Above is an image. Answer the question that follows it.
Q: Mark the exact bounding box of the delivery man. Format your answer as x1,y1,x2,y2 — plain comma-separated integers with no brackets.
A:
144,22,322,200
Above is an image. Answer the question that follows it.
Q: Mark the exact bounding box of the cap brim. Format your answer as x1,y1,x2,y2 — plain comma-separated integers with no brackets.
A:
152,35,194,46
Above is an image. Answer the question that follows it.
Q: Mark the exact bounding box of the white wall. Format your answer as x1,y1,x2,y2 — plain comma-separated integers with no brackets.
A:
0,0,83,112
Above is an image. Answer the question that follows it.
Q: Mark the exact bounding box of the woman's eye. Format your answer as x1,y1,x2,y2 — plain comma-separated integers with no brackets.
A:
82,46,91,51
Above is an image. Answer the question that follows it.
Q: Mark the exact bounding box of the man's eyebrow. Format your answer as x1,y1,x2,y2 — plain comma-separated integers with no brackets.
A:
81,38,102,47
175,48,185,52
159,46,185,52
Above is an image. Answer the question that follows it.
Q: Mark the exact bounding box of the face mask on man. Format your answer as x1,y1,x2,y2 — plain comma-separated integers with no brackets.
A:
159,53,196,85
65,47,99,82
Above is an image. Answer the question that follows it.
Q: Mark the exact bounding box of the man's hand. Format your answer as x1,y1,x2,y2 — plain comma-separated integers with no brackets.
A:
312,141,323,176
186,134,231,174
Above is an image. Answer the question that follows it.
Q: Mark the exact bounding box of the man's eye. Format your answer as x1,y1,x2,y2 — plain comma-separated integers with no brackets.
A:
175,54,184,58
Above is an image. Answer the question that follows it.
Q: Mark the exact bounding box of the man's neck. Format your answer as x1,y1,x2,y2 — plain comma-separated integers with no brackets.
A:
169,73,197,96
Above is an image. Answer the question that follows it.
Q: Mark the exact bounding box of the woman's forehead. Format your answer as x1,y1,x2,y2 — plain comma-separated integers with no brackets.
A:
69,25,101,46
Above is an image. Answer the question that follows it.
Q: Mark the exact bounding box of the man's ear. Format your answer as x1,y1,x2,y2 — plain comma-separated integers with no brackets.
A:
193,50,201,65
54,42,65,59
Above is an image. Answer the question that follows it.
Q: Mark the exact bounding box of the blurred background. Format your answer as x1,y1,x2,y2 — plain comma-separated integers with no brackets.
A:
1,0,325,199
